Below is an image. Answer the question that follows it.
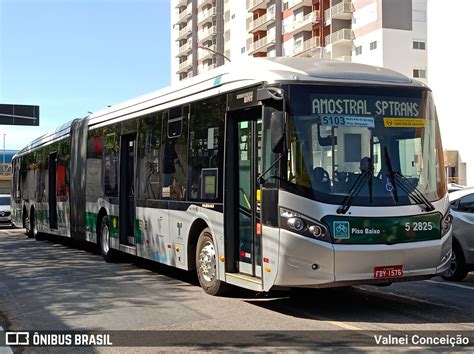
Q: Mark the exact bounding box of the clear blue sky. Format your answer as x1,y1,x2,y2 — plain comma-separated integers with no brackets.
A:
0,0,171,150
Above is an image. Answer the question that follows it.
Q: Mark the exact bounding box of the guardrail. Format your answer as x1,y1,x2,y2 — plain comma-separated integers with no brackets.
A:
291,10,319,32
293,36,321,55
324,1,354,21
325,28,354,45
247,34,276,53
248,11,275,32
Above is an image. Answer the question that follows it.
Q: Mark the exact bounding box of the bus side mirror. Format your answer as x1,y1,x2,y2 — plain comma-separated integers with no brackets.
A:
270,111,286,153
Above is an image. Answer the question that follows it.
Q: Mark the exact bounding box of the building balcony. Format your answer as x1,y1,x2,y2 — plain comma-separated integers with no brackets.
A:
287,0,312,11
324,0,354,24
293,36,321,56
179,70,193,81
175,0,189,9
247,0,268,12
325,28,354,46
198,0,214,9
177,59,193,73
176,41,193,56
200,63,217,73
247,11,276,33
198,45,217,61
335,55,352,62
198,7,216,25
176,6,192,25
198,26,217,43
247,34,276,55
288,10,319,35
176,25,192,41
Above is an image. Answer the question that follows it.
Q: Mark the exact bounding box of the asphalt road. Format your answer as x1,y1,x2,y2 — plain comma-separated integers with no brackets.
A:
0,226,473,352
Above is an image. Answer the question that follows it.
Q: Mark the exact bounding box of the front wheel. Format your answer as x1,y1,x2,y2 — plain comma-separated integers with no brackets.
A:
442,243,468,281
196,228,230,296
99,216,118,263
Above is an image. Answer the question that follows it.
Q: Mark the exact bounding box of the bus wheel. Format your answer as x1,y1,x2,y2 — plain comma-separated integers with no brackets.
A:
196,228,229,296
442,242,468,281
27,209,38,239
25,213,33,238
99,216,117,263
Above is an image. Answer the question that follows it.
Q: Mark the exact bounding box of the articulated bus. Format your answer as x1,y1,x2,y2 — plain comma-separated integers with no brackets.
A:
11,58,452,295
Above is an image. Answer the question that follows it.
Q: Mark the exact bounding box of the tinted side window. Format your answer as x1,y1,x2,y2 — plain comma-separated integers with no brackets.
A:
36,146,49,202
189,96,225,201
162,106,189,200
450,199,459,210
103,126,120,197
137,113,162,200
458,194,474,213
57,138,71,200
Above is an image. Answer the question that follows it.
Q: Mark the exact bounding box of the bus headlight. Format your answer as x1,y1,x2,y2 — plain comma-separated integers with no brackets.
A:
280,208,331,243
287,217,305,232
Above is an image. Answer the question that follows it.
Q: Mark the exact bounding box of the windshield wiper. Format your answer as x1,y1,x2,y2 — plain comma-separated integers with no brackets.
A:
393,172,435,211
384,147,435,211
337,158,374,214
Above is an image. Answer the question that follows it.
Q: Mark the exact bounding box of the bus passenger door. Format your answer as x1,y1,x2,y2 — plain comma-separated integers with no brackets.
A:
119,133,137,247
225,107,263,278
48,152,58,229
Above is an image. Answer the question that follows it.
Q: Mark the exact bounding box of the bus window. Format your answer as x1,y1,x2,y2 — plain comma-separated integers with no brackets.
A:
163,106,189,200
103,128,119,197
137,113,162,200
188,97,225,201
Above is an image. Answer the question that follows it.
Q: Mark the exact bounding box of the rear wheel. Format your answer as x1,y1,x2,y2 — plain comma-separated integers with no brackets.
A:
196,228,229,296
442,242,468,281
27,209,37,239
99,216,118,262
24,212,32,238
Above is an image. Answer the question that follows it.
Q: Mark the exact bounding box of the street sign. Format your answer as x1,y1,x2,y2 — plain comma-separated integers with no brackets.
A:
0,104,39,126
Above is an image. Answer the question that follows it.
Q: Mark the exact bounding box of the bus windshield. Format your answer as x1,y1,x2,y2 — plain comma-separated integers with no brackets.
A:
285,84,446,207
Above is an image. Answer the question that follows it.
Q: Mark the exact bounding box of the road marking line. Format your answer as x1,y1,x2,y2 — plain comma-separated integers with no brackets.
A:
358,286,448,307
324,320,362,330
425,279,474,291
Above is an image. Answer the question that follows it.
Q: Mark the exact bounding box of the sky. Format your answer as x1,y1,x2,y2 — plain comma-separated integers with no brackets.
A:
0,0,170,150
427,0,474,185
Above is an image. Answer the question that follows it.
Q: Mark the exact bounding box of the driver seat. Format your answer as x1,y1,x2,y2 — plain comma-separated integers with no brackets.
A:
312,167,331,193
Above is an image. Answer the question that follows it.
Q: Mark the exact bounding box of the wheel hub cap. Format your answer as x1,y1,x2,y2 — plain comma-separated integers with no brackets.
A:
199,241,216,282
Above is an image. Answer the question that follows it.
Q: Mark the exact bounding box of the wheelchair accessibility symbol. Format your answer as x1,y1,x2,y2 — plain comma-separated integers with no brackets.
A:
333,221,350,239
385,177,394,192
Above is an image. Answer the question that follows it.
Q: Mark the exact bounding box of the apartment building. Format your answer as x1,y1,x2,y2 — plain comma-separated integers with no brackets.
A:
171,0,427,83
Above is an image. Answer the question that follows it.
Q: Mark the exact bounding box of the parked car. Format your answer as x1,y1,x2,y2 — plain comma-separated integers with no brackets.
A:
442,187,474,281
0,194,12,225
448,183,465,193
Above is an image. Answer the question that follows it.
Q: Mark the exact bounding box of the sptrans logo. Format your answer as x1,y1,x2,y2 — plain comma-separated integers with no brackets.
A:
333,221,350,239
5,332,29,345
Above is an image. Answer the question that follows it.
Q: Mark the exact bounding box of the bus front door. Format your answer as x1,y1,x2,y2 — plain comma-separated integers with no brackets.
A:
225,107,263,278
119,133,137,248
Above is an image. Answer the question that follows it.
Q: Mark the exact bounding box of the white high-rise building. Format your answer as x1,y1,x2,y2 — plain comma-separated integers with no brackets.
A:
171,0,427,84
428,0,473,184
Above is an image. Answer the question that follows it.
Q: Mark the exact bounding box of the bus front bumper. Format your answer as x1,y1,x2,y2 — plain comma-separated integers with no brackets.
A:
273,229,452,288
